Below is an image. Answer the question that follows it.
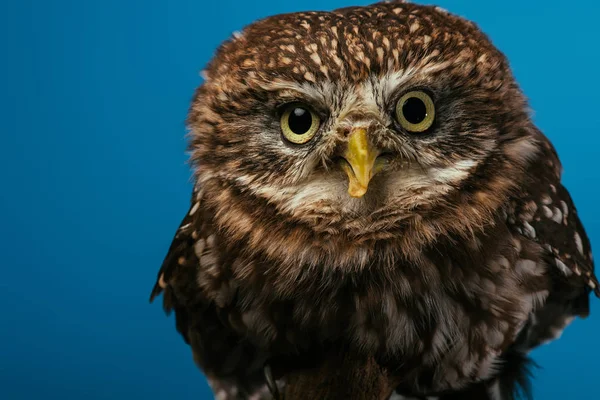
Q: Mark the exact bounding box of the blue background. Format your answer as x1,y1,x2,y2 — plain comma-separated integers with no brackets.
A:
1,0,598,399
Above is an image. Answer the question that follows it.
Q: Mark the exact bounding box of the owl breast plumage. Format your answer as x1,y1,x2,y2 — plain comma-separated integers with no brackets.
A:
150,1,597,399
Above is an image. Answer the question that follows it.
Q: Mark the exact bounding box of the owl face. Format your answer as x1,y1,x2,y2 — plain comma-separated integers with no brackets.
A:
189,1,537,246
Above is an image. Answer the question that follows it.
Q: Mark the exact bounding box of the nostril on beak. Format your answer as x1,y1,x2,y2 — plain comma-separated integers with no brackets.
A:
338,126,355,138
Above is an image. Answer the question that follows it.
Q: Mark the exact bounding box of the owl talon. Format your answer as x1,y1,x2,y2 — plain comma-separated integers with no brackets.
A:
264,364,282,400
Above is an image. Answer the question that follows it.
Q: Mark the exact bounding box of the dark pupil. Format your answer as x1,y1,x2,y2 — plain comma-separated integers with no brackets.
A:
402,97,427,125
288,107,312,135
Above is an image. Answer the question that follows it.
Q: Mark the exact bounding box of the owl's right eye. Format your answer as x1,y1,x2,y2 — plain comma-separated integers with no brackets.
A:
280,103,321,144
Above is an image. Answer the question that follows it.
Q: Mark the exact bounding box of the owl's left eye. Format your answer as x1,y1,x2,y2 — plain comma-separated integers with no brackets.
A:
395,90,436,133
280,103,321,144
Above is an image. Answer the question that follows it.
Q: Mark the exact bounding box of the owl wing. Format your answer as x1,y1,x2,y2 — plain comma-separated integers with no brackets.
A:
150,189,271,399
508,131,598,351
149,189,204,311
428,135,599,400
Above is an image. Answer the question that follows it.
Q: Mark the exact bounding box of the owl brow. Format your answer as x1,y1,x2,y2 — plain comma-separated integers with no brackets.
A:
267,86,329,109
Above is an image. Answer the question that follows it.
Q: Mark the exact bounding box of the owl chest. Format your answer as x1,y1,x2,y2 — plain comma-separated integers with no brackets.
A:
221,260,546,392
305,284,521,390
347,287,512,392
198,231,549,392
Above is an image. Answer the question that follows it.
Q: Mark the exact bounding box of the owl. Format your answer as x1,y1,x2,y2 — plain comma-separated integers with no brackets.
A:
150,1,598,399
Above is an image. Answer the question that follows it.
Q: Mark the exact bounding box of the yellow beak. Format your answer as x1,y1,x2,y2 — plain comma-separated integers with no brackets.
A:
340,128,381,198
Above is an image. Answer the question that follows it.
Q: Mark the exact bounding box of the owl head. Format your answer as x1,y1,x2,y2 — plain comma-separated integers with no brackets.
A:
187,1,540,265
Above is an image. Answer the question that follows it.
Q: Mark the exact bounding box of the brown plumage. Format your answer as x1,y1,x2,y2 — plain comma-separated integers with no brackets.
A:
150,1,597,399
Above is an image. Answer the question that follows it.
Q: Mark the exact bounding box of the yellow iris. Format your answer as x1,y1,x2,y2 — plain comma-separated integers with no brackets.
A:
280,104,320,144
395,90,436,133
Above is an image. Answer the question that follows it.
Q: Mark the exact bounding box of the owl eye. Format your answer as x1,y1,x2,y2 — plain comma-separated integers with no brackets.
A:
280,103,321,144
395,91,436,133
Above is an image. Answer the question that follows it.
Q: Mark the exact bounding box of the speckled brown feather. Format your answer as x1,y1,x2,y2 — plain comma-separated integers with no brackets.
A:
151,1,597,399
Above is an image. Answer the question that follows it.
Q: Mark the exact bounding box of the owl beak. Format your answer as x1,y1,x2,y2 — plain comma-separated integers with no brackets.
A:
340,127,381,198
